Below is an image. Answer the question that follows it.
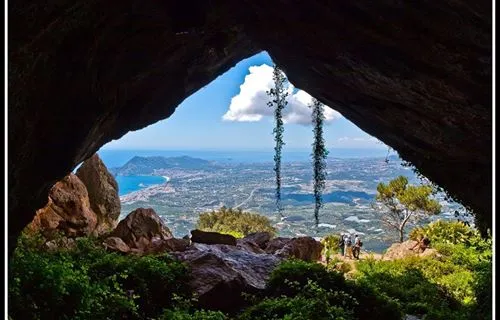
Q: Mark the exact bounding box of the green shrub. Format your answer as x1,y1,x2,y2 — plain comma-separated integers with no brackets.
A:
9,232,190,320
196,206,276,237
265,260,402,320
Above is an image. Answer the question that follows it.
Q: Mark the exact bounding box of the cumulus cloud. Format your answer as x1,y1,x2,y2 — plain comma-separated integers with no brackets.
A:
222,64,342,125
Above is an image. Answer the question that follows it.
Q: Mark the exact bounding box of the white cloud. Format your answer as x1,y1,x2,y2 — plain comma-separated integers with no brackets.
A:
222,64,342,125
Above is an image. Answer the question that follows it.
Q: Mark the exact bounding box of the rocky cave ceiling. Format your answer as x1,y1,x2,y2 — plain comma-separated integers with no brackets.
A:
8,0,492,251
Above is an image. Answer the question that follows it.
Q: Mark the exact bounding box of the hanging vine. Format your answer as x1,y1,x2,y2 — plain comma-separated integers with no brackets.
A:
311,98,329,226
267,65,288,217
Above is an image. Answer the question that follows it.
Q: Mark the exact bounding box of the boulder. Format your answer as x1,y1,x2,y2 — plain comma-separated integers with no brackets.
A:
76,153,121,234
103,237,131,253
382,240,440,260
236,239,265,254
241,231,272,249
146,238,191,254
190,229,237,246
171,243,282,311
267,237,323,262
108,208,173,250
264,237,291,253
27,174,98,238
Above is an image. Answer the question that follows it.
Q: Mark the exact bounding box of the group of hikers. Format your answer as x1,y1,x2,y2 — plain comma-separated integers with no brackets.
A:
336,233,431,260
338,233,363,259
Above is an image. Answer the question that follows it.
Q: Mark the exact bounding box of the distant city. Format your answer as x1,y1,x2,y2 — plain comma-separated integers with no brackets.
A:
101,150,469,253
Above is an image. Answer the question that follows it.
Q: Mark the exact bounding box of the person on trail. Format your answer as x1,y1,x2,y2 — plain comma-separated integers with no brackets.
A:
338,233,345,256
344,234,353,259
353,234,362,259
410,235,431,253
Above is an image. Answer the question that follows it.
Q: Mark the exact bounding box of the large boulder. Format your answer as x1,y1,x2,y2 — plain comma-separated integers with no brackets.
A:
241,231,273,249
27,174,98,238
266,237,323,262
146,238,191,254
108,208,173,250
190,229,237,246
76,153,121,234
382,240,440,260
171,243,282,311
103,237,131,253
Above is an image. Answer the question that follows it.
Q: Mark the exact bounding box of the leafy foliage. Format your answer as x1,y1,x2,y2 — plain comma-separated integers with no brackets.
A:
196,206,276,237
375,176,441,242
310,98,329,226
246,260,402,320
321,234,341,265
9,232,190,320
267,65,288,217
354,221,492,320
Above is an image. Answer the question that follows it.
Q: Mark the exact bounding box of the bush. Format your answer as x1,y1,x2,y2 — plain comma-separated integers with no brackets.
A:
9,232,190,320
321,234,340,264
196,206,276,237
263,260,402,320
354,221,492,319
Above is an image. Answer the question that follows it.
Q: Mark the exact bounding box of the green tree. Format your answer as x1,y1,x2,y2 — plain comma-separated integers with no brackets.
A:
196,206,276,237
374,176,441,242
310,98,329,226
267,65,288,217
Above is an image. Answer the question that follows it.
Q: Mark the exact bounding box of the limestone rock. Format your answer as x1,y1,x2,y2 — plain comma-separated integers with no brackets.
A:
109,208,172,250
382,240,440,260
146,238,191,254
190,229,237,246
103,237,131,253
76,153,121,234
264,237,291,253
27,174,98,238
241,231,272,249
236,239,265,254
171,243,282,311
266,237,323,262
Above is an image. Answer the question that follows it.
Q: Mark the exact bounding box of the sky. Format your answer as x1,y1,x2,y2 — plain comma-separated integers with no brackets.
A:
101,51,387,152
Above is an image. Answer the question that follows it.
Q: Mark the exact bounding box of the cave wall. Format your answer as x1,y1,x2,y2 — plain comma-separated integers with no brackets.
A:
8,0,492,250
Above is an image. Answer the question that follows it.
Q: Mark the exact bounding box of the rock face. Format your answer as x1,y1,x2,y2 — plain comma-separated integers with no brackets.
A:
146,238,191,254
241,231,272,249
103,237,131,253
273,237,324,262
8,1,492,252
28,174,98,238
190,229,237,246
76,153,121,234
171,243,282,311
109,208,173,251
382,240,440,260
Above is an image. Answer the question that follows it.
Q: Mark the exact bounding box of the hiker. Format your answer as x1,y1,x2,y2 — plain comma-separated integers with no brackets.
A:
353,234,362,259
338,233,345,256
410,235,431,253
344,234,353,259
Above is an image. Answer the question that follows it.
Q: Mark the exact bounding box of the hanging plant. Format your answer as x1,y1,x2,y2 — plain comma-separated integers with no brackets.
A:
267,65,288,217
310,98,329,226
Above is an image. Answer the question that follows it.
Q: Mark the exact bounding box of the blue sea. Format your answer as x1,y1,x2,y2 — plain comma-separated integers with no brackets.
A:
115,175,168,196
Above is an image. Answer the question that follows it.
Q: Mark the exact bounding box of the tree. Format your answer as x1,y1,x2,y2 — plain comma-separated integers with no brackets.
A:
374,176,441,242
310,98,329,226
267,65,288,217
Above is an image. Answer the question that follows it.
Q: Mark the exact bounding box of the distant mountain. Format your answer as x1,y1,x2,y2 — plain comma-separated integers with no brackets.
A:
111,156,214,175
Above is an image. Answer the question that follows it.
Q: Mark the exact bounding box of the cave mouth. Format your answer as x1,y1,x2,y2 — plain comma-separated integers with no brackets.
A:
89,51,471,248
9,1,492,253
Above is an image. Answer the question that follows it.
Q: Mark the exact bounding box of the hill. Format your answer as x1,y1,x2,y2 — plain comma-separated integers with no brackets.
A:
111,155,214,175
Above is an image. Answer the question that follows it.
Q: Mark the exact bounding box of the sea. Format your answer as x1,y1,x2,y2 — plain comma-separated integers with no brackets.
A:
98,148,391,196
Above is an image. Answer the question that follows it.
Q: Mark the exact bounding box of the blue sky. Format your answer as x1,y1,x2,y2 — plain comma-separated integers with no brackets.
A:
102,52,386,152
